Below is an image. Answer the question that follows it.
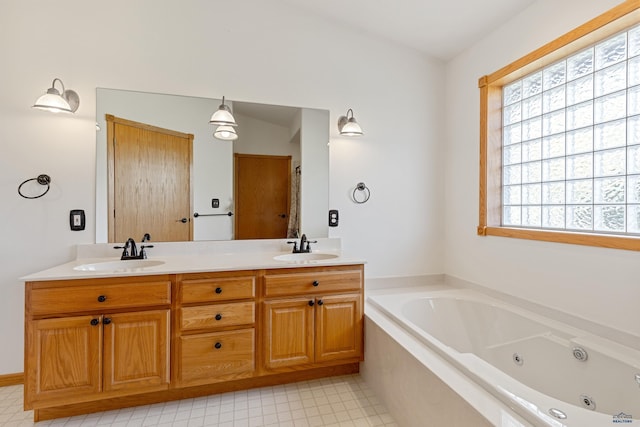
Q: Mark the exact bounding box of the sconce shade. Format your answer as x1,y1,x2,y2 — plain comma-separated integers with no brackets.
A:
209,96,237,126
214,125,238,141
32,78,79,113
337,109,363,136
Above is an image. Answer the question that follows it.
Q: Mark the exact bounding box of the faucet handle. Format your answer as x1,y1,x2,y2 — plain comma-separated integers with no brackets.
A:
139,245,154,259
113,245,129,257
304,240,317,252
286,241,299,253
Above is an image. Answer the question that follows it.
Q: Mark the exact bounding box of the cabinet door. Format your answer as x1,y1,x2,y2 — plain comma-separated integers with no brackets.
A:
26,315,102,408
103,309,170,393
263,298,314,369
315,294,362,363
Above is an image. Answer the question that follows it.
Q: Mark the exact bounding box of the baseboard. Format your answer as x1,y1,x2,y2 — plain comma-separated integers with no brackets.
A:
0,372,24,387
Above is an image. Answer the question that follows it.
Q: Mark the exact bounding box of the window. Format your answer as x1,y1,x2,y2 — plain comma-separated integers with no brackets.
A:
478,2,640,251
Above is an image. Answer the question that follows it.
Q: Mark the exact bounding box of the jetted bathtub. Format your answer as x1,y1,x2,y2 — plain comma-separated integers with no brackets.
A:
367,288,640,426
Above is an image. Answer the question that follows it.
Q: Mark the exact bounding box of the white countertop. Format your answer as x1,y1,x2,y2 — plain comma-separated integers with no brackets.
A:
22,238,366,281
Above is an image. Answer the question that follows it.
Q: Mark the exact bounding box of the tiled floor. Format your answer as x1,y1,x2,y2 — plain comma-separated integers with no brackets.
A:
0,375,398,427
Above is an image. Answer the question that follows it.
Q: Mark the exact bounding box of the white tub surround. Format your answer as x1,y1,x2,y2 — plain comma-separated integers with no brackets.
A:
365,284,640,427
361,315,498,427
22,238,365,281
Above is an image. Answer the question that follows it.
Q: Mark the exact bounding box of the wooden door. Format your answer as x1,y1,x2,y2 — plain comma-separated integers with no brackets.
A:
102,310,170,394
26,315,102,407
263,298,314,369
234,154,291,239
107,115,194,243
315,294,362,363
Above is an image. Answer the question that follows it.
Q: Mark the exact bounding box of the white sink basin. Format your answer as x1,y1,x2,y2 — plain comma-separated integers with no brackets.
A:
73,259,165,272
273,253,339,262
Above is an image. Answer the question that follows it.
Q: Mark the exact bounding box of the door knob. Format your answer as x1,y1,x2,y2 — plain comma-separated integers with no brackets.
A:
177,218,188,223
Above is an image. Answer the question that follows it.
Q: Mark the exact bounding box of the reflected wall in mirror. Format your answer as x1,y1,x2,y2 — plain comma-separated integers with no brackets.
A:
96,88,329,243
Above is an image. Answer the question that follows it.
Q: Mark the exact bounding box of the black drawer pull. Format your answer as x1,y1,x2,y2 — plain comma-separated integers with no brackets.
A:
215,314,222,321
103,317,112,325
308,300,315,306
317,300,324,306
312,281,319,287
97,295,107,302
214,342,222,349
215,287,223,294
90,319,100,326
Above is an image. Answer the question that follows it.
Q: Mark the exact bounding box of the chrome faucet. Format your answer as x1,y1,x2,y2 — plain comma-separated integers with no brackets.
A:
287,234,317,253
114,233,154,259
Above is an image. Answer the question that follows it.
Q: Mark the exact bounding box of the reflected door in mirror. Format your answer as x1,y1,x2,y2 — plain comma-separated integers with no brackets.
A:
234,154,291,239
107,115,194,242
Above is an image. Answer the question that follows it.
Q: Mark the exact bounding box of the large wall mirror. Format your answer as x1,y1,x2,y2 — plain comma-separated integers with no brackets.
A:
95,88,329,243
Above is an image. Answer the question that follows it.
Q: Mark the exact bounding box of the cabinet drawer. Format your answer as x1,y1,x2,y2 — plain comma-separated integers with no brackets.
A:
180,302,255,331
179,328,255,384
30,281,171,316
264,270,362,298
180,277,255,304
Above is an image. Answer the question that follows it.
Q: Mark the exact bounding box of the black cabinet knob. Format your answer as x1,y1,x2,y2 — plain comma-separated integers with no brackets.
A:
215,314,222,321
215,287,223,294
103,318,112,325
308,300,315,306
90,319,100,326
214,342,222,349
312,281,319,287
97,295,107,302
317,300,324,306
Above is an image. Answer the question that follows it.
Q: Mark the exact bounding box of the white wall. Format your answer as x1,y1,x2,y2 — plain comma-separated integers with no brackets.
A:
0,0,444,374
234,113,300,161
444,0,639,337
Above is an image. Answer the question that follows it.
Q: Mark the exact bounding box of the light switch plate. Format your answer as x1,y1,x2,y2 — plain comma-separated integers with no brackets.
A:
70,209,85,231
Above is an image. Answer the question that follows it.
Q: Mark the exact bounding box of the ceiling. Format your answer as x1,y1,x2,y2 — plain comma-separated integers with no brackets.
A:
233,100,300,128
281,0,537,60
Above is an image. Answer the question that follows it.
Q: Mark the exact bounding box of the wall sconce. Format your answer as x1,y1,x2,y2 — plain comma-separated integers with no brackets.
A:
213,125,238,141
209,96,238,127
337,108,363,136
32,78,79,113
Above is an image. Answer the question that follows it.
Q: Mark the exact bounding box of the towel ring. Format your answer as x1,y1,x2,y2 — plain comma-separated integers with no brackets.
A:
352,182,370,204
18,174,51,199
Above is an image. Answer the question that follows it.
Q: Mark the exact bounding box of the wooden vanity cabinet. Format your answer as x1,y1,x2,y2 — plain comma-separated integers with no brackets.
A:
24,264,363,421
175,272,257,387
24,276,171,410
263,265,364,371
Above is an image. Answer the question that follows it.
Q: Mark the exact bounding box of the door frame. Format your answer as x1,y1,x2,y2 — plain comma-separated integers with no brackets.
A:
106,114,194,243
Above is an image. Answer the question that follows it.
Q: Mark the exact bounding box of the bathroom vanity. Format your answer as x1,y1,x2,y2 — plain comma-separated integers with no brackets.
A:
22,240,364,421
